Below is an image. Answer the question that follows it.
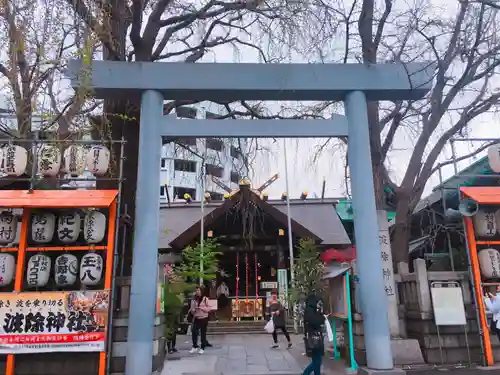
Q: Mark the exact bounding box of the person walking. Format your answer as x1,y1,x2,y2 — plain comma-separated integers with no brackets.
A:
189,286,211,354
269,292,292,349
485,285,500,341
302,293,325,375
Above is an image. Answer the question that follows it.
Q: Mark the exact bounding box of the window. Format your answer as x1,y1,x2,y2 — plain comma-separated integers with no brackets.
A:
209,192,224,201
161,158,167,170
230,146,241,159
160,185,166,198
205,164,224,178
177,137,196,147
173,187,196,200
206,138,223,152
230,171,240,184
174,159,196,173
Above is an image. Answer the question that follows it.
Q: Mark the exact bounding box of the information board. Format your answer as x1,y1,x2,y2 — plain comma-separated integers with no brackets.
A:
430,283,466,326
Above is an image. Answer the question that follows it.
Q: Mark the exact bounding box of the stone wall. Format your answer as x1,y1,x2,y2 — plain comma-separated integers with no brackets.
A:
0,277,167,375
351,259,490,365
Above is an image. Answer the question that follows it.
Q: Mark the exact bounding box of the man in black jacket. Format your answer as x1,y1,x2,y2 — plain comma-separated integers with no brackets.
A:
302,293,325,375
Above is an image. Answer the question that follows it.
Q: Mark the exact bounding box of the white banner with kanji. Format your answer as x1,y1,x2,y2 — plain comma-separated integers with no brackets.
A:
0,290,109,353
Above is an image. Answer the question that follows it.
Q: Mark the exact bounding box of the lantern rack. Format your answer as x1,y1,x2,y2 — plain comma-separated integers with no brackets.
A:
0,189,120,375
460,186,500,367
476,241,500,245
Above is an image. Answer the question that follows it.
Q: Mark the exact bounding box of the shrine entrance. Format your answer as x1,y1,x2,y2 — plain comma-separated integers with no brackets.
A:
67,59,432,375
169,180,323,322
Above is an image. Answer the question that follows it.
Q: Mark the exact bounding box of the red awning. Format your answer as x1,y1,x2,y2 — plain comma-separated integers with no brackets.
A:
321,246,356,263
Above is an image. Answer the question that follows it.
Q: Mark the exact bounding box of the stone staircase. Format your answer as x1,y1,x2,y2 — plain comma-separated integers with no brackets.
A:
207,320,295,335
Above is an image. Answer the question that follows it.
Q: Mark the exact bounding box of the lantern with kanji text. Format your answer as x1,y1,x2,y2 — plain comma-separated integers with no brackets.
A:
63,145,86,176
84,210,106,244
473,210,497,237
478,248,500,278
31,212,56,244
80,252,103,286
0,212,17,245
86,145,110,176
0,144,28,177
37,145,61,177
57,211,81,243
26,253,52,288
0,253,15,286
54,254,78,286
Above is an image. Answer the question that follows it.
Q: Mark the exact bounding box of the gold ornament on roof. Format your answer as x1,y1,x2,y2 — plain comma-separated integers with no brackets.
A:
239,176,251,186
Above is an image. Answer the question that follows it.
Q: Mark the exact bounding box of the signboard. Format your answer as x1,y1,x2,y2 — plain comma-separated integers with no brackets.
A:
260,281,278,290
0,290,110,353
157,283,165,314
430,282,466,326
277,269,288,306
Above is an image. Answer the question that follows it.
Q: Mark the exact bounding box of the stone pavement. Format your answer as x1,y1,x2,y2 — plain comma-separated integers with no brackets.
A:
161,334,313,375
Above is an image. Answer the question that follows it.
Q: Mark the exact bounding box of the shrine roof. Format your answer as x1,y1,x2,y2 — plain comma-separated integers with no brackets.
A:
158,196,350,249
460,186,500,204
0,190,118,208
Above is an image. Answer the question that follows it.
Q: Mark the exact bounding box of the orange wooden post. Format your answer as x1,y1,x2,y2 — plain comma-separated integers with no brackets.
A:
464,216,494,366
6,209,31,375
99,199,118,375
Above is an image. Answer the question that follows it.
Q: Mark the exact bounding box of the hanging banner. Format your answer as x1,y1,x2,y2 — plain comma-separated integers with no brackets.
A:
0,290,110,354
157,283,165,314
277,269,288,307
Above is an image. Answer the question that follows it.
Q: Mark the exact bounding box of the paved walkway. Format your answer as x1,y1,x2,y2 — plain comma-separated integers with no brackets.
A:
161,334,306,375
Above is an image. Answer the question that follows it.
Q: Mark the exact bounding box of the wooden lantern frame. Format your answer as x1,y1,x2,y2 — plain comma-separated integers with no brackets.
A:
461,186,500,366
0,189,119,375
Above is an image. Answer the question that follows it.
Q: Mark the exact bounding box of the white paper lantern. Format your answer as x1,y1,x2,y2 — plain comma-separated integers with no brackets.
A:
84,211,106,244
63,145,86,177
31,212,56,243
37,145,61,177
478,248,500,278
488,144,500,173
57,211,81,243
80,252,103,286
54,254,78,286
26,254,51,287
0,212,17,245
473,210,497,237
0,145,28,177
0,254,15,286
86,145,110,176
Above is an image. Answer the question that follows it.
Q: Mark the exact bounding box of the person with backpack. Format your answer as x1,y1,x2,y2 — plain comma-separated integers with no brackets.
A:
302,293,325,375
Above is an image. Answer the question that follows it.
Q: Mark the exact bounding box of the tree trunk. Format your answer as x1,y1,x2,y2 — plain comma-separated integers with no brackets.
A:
391,198,412,264
96,101,140,277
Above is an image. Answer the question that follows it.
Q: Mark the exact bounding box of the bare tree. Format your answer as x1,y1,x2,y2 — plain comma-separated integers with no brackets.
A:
63,0,336,273
308,0,500,263
0,0,99,140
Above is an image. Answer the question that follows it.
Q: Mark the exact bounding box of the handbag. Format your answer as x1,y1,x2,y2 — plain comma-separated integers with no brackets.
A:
324,316,334,342
307,331,324,350
264,319,275,334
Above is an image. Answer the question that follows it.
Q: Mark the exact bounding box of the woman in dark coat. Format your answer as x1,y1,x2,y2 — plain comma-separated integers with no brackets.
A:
269,293,292,349
302,293,325,375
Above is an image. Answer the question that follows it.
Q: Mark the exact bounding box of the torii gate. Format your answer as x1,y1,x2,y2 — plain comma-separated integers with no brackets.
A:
68,60,433,375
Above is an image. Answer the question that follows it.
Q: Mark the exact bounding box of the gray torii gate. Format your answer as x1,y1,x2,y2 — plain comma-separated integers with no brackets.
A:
68,60,432,375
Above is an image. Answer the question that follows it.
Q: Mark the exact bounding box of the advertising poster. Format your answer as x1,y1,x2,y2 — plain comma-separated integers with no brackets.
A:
0,290,110,354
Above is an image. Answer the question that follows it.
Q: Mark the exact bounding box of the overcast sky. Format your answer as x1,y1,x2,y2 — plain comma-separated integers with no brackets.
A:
1,0,499,203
